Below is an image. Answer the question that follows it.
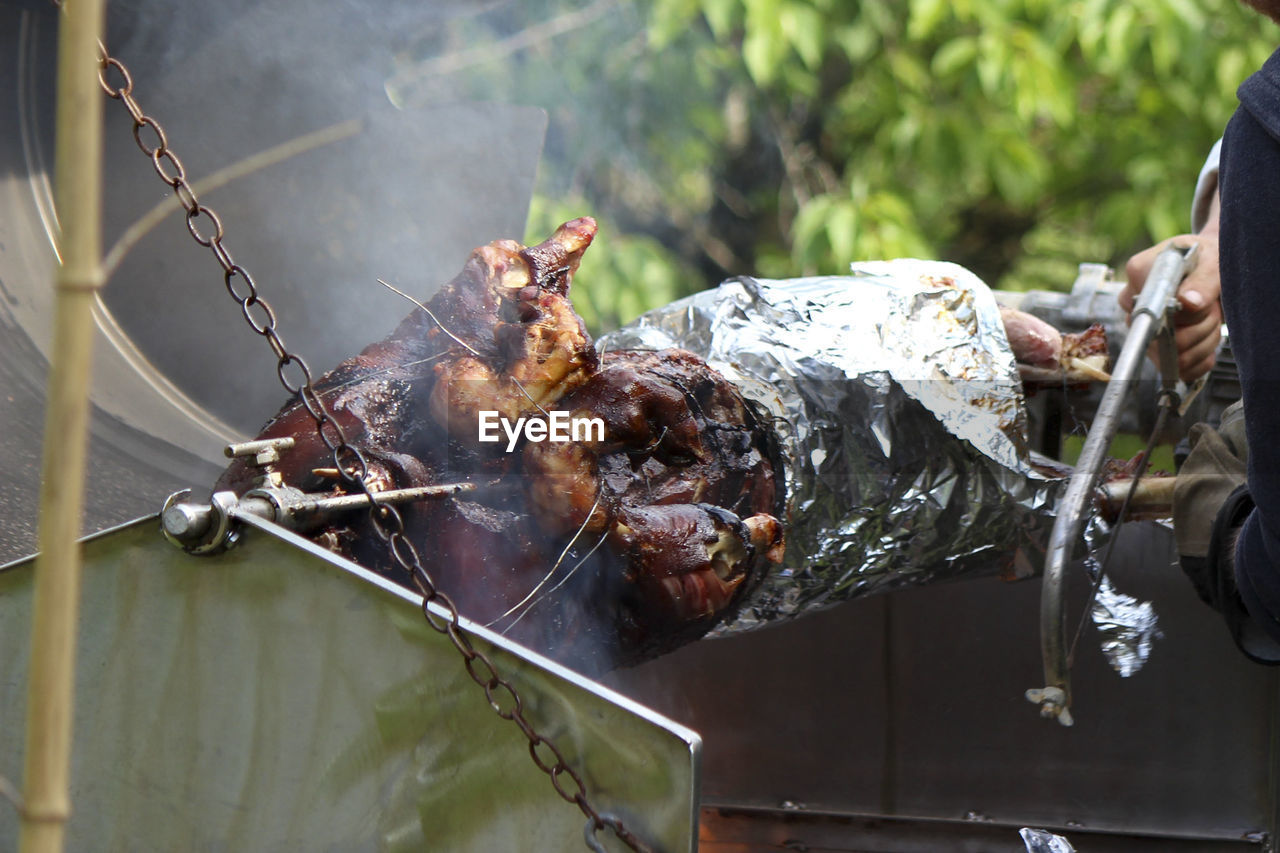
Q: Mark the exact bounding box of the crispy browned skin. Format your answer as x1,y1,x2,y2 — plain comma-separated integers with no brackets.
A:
428,218,598,434
216,218,783,671
522,348,784,660
1062,323,1108,362
217,218,599,493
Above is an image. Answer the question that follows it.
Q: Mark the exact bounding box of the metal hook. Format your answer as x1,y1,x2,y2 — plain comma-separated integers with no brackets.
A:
583,813,628,852
584,816,609,852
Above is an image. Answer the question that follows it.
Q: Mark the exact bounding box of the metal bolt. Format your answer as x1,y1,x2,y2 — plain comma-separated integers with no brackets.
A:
162,502,211,542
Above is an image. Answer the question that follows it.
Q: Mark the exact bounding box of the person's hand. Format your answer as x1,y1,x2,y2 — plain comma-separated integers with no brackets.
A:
1118,202,1223,383
1119,230,1222,382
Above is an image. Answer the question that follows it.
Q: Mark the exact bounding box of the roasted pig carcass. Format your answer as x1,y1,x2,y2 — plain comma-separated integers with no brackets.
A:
216,218,784,672
216,226,1118,668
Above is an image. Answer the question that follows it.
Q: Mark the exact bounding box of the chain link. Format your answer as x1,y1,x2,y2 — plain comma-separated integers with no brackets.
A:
92,37,651,853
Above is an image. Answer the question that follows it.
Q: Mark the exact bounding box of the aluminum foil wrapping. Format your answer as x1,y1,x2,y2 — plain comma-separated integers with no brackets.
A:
1091,570,1162,677
1020,828,1078,853
601,260,1153,671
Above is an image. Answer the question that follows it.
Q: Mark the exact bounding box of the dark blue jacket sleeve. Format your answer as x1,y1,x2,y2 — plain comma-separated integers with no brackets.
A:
1219,46,1280,645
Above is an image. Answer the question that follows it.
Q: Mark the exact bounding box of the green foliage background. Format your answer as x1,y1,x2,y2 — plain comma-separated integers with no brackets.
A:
389,0,1278,334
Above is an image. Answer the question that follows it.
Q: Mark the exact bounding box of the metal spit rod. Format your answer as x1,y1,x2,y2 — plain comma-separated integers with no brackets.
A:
1028,242,1197,726
161,438,479,554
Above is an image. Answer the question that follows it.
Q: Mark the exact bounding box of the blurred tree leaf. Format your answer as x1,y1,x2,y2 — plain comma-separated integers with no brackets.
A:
390,0,1278,321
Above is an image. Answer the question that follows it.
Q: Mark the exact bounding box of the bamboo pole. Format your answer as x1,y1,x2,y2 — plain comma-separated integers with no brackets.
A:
19,1,107,851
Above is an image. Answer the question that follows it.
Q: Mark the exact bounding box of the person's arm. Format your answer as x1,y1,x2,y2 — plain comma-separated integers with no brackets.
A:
1172,403,1280,661
1218,89,1280,651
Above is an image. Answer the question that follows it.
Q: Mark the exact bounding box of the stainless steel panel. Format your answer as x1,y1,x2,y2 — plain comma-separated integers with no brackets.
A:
605,521,1279,845
0,516,699,851
698,809,1264,852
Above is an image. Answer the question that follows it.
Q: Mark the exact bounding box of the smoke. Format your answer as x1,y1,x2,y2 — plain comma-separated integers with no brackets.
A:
94,0,547,434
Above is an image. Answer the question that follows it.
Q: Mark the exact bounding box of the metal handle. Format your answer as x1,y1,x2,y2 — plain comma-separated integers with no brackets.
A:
1028,242,1197,725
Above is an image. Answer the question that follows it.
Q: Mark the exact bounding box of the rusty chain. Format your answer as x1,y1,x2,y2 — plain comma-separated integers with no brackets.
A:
90,32,650,853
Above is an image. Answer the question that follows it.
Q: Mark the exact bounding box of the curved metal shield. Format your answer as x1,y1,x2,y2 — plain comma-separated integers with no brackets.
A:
0,0,545,563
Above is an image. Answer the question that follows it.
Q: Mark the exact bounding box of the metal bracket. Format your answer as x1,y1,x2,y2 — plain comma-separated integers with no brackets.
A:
161,438,477,554
161,489,240,555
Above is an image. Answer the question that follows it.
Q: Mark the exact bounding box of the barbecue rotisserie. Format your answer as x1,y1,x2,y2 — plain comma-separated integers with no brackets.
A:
215,217,784,671
215,222,1114,671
